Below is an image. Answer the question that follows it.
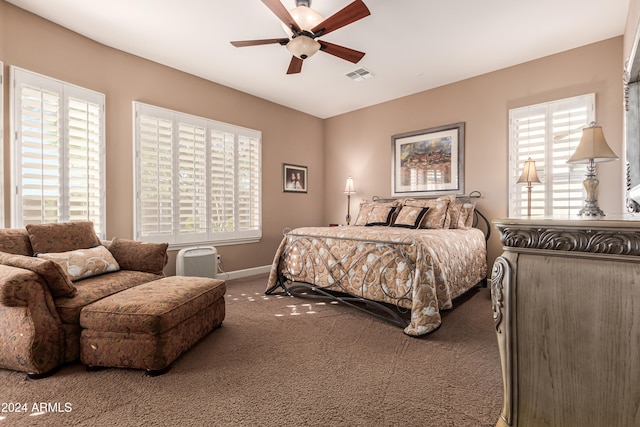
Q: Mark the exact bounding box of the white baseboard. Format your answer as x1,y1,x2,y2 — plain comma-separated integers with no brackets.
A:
217,265,271,281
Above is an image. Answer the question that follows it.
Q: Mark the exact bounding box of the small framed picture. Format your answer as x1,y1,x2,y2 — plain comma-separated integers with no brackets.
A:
283,163,308,193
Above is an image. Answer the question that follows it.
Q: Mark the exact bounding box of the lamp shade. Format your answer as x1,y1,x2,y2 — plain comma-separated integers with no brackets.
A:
344,177,356,194
286,35,321,59
517,158,541,184
567,122,618,164
282,6,324,36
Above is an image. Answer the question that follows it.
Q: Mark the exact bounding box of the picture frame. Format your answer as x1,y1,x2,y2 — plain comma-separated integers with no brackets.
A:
283,163,308,193
391,122,465,197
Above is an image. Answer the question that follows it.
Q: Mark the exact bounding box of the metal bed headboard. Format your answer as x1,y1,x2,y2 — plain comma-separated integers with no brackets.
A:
371,190,490,241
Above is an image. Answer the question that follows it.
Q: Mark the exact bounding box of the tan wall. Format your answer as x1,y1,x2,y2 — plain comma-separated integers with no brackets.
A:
0,2,325,273
324,37,625,266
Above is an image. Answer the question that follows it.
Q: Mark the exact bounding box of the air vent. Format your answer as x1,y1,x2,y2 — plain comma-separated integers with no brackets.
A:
346,67,375,82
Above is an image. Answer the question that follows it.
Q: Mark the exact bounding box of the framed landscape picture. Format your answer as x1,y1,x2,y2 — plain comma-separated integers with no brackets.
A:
283,163,308,193
391,122,465,197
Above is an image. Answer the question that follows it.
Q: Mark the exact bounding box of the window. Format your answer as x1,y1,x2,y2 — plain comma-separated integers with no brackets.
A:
11,67,106,236
509,94,595,217
134,102,261,247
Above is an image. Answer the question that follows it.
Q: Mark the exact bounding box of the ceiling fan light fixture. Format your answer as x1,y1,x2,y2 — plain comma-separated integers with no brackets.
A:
281,6,324,36
286,35,321,59
291,6,324,31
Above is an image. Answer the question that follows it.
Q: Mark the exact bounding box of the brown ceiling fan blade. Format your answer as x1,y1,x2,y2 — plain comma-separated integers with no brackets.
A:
286,56,303,74
319,41,365,63
310,0,371,37
231,38,289,47
261,0,302,34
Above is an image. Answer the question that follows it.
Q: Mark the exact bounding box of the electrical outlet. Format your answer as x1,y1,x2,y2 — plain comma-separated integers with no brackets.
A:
216,254,221,261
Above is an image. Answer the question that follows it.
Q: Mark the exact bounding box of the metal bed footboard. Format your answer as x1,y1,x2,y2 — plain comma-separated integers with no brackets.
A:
266,232,419,328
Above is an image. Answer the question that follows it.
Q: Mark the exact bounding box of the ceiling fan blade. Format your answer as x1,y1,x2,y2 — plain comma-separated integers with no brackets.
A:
231,38,289,47
261,0,302,34
311,0,370,37
287,56,303,74
319,41,365,63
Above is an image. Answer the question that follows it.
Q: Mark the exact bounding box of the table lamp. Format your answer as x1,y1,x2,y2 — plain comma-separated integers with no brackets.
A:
517,157,541,217
566,122,618,217
344,177,356,225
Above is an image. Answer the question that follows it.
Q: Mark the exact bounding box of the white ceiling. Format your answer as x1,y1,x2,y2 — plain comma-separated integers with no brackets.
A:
7,0,630,119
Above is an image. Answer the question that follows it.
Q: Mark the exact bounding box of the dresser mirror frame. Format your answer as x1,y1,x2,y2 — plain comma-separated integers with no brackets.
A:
624,26,640,212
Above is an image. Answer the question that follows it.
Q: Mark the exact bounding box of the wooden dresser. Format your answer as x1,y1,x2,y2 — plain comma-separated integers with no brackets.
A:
491,217,640,427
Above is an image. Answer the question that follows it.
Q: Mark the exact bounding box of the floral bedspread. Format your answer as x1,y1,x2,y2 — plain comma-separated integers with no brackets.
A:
266,226,487,336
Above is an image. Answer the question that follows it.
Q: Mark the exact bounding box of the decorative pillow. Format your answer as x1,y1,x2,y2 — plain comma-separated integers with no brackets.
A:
37,245,120,282
403,196,452,229
392,206,430,229
26,221,100,254
462,202,477,228
446,202,465,229
354,200,400,226
365,205,398,226
441,195,459,228
0,251,76,297
107,238,168,275
445,201,477,229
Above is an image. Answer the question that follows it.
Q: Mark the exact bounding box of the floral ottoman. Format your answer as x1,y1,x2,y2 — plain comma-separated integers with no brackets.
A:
79,276,225,375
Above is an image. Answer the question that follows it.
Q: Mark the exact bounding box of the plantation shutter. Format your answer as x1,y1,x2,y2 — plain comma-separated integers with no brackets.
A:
177,121,207,242
509,94,594,217
134,102,262,246
137,111,174,241
18,83,63,224
67,95,103,231
12,67,105,235
237,135,261,233
210,130,235,234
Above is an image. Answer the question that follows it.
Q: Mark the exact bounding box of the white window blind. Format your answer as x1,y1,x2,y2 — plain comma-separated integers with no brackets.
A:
11,67,106,236
178,121,208,242
134,102,262,246
237,135,261,231
137,112,174,238
210,130,235,234
509,94,594,217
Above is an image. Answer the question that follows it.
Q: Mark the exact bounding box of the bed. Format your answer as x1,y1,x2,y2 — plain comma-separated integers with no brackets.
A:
266,192,489,337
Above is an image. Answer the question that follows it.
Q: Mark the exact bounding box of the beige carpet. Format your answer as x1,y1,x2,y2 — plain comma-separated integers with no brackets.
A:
0,274,502,426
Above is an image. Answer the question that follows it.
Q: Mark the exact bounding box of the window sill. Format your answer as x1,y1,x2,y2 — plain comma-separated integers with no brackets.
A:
168,237,261,251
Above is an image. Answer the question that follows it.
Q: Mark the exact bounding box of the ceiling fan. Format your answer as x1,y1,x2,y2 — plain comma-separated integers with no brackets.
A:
230,0,371,74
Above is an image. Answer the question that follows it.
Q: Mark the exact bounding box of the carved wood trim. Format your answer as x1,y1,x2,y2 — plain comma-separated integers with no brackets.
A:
491,256,515,426
624,59,631,112
496,225,640,256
